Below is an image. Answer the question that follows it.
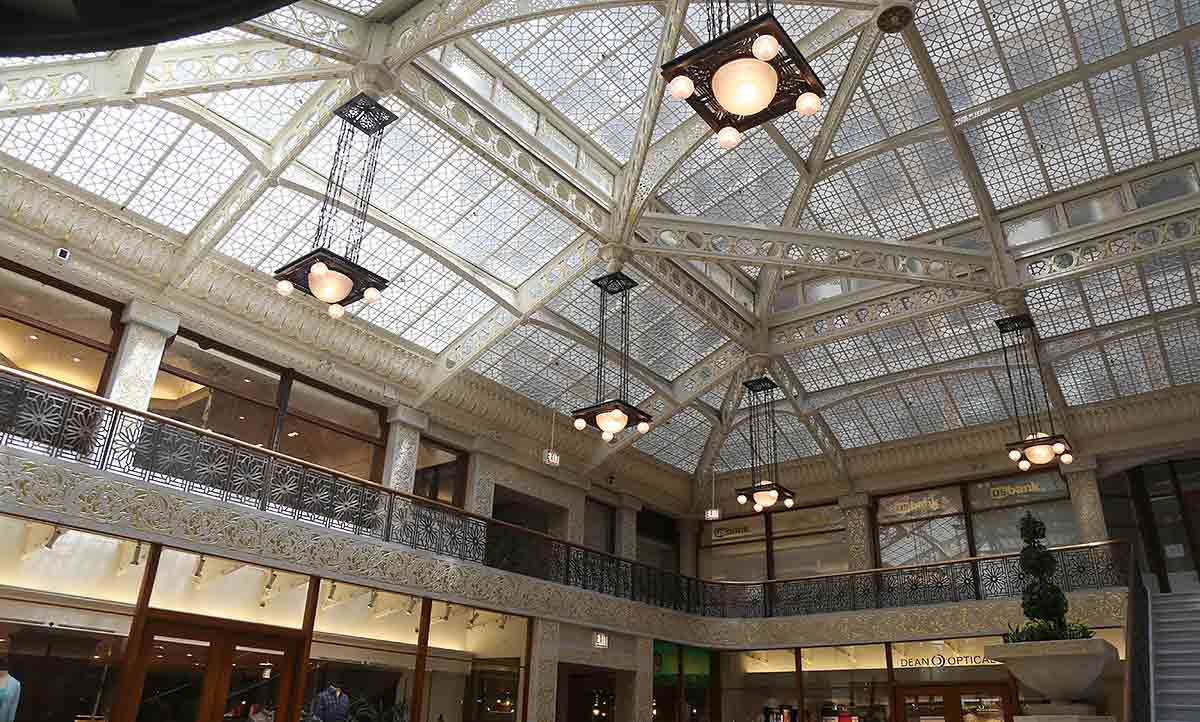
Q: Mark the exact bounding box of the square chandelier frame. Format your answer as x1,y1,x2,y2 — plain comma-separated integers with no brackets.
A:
273,247,389,307
661,13,826,133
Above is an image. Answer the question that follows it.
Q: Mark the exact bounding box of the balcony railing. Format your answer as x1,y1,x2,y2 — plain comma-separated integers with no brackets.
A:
0,365,1130,618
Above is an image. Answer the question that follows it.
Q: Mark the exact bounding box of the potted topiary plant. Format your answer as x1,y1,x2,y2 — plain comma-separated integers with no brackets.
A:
984,512,1116,718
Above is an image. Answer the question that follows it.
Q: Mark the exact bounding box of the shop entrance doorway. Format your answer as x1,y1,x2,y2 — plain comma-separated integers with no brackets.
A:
893,684,1013,722
125,615,303,722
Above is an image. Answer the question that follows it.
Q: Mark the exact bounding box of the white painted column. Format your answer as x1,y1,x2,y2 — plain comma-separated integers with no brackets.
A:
1065,463,1109,542
103,300,179,411
839,493,877,570
615,495,641,559
381,404,427,493
466,451,498,517
526,619,560,722
678,518,698,577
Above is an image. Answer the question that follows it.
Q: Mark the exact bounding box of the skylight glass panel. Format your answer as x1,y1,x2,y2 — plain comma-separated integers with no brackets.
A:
830,87,887,156
1143,251,1192,311
900,377,963,435
1136,47,1199,160
659,128,797,225
632,405,711,472
1089,65,1155,172
964,109,1049,209
158,26,259,49
988,0,1075,89
299,97,580,286
1024,84,1109,190
821,400,880,447
1123,0,1182,45
872,322,933,372
857,388,918,443
1161,315,1200,385
915,0,1010,112
716,425,755,472
802,169,878,237
1064,0,1126,63
774,411,821,459
474,6,663,161
1105,330,1169,397
1026,280,1092,337
1082,263,1150,326
191,81,324,142
825,335,882,384
942,371,1011,427
862,32,938,138
49,104,248,233
784,345,842,391
216,185,494,352
319,0,388,16
895,138,977,232
546,268,729,381
1053,347,1114,405
0,108,93,172
774,32,857,155
843,153,930,239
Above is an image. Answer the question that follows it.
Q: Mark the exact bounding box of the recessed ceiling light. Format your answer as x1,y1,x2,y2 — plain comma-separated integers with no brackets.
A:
238,416,246,421
243,378,252,383
71,357,81,363
286,431,299,438
27,334,38,340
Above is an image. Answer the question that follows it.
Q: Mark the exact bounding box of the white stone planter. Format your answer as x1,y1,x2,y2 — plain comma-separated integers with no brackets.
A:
984,638,1116,717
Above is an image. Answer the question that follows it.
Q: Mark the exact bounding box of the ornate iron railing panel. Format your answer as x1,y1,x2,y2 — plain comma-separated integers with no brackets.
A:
0,369,1130,619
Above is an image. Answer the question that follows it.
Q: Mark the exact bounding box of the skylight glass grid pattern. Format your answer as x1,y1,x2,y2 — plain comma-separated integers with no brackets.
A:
844,153,932,239
474,6,663,161
715,410,820,472
1123,0,1182,45
942,371,1013,427
659,129,799,225
1024,84,1109,190
1089,65,1155,172
192,82,325,142
0,108,94,171
894,138,978,232
299,98,580,286
821,400,880,448
216,186,495,352
632,405,712,472
45,105,249,234
0,52,108,68
830,87,888,156
774,32,858,155
1105,329,1170,397
1136,47,1200,160
915,0,1011,113
988,0,1076,89
1054,347,1116,405
158,26,258,49
964,109,1050,209
855,389,916,443
899,376,964,435
319,0,387,16
802,168,881,238
546,269,730,381
715,425,755,473
1063,0,1126,64
1160,315,1200,386
857,32,938,141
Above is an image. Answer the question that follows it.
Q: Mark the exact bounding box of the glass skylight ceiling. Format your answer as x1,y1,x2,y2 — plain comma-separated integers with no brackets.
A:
1,0,1199,474
716,411,820,472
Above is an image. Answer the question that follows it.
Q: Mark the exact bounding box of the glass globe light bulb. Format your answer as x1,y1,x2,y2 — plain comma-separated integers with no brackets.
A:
753,503,763,513
601,431,614,442
795,91,822,117
1018,459,1031,471
1060,453,1074,465
752,34,780,61
716,126,742,150
753,488,778,507
596,407,629,434
308,267,354,304
637,421,650,434
668,75,695,101
364,287,382,304
736,494,747,505
573,417,587,431
1008,449,1022,461
327,303,345,319
711,58,778,116
310,261,328,276
275,280,294,297
1024,431,1056,465
784,498,794,508
1052,442,1066,455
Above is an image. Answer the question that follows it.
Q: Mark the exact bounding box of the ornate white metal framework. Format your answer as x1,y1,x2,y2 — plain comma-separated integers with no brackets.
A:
1,0,1200,492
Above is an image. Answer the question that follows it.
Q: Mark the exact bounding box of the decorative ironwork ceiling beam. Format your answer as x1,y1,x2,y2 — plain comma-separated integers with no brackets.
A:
769,357,848,483
238,0,370,63
636,212,997,291
692,364,751,477
0,39,351,118
612,0,691,245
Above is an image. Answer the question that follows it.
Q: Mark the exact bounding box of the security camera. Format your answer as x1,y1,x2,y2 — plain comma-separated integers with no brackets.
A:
55,247,71,263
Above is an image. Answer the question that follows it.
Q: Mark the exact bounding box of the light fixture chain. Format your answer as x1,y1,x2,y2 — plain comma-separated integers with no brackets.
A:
312,117,356,252
620,285,631,402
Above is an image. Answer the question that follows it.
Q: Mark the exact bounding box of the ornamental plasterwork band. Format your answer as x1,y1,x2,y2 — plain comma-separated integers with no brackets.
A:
0,447,1126,650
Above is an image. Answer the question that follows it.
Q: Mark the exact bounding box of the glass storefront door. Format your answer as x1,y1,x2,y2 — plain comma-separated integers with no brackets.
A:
896,686,1012,722
132,618,299,722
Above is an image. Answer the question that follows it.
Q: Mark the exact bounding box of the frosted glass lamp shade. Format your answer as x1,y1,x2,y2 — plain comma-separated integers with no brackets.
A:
711,58,778,116
309,267,354,304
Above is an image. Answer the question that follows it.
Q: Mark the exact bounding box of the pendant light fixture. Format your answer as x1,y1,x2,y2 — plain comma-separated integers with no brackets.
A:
571,272,652,442
996,314,1074,470
734,377,794,512
274,93,396,318
661,0,826,148
705,466,721,521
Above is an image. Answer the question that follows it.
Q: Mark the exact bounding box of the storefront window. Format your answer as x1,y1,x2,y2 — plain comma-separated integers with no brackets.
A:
721,649,798,722
0,266,117,392
414,439,468,506
683,647,713,722
149,548,310,628
280,381,383,481
772,532,849,579
878,488,968,567
969,473,1079,554
423,602,528,722
701,516,767,581
801,644,889,722
0,515,134,722
655,641,681,722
